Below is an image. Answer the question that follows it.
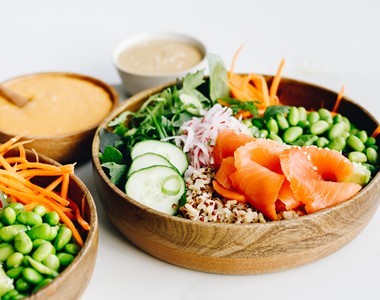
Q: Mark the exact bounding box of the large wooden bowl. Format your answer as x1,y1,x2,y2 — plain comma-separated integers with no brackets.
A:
0,72,118,164
91,77,379,274
3,148,98,299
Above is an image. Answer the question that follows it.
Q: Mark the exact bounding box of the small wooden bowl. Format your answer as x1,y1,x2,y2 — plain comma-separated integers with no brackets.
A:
3,148,98,299
92,77,379,274
0,72,118,164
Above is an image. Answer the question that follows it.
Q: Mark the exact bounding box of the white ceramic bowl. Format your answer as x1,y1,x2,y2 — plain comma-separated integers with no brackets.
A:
113,32,207,95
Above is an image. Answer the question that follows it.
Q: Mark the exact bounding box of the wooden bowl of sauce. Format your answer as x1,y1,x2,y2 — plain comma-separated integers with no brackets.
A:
113,32,207,94
0,72,118,163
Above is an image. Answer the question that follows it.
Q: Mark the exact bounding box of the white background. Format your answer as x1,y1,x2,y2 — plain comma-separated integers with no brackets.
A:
1,0,380,299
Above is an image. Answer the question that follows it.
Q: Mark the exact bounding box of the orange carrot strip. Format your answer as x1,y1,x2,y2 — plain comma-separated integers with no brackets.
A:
18,144,26,160
61,173,69,200
67,197,90,231
45,176,64,192
269,58,286,101
18,170,73,179
4,157,28,165
0,155,14,171
0,134,24,154
229,44,245,74
332,85,345,112
371,125,380,138
212,180,246,203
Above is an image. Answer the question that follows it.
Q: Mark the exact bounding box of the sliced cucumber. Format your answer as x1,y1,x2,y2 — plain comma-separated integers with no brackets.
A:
131,140,188,174
125,165,185,215
127,153,174,177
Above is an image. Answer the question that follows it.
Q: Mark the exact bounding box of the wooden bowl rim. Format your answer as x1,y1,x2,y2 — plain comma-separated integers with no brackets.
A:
0,72,119,139
92,75,380,229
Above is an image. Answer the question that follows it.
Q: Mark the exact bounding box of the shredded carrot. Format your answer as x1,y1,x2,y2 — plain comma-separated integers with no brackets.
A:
0,137,89,246
269,58,285,100
371,125,380,138
229,44,245,74
332,85,345,112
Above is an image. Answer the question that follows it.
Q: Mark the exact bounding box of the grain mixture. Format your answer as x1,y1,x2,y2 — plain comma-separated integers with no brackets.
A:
179,166,303,223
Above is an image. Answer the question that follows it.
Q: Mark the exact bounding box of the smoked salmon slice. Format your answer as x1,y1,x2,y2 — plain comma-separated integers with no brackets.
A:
213,129,255,167
280,147,362,214
215,156,236,189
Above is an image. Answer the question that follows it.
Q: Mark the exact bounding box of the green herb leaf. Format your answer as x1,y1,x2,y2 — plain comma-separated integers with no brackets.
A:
101,162,127,185
208,53,229,102
219,97,260,118
263,105,290,121
99,145,124,164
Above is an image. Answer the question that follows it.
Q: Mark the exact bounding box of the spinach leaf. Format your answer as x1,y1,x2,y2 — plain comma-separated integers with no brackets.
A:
101,162,127,185
208,53,229,102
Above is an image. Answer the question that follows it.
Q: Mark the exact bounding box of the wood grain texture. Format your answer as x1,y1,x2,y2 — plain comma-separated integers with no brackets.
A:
4,149,98,298
0,72,118,164
92,77,379,274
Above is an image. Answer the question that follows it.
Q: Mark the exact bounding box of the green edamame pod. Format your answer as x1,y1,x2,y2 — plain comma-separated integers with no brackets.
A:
307,111,320,124
64,243,81,256
366,147,378,164
310,120,330,135
15,277,32,293
298,107,307,121
14,232,33,255
276,114,289,130
22,267,44,285
288,107,299,126
283,126,303,144
347,134,365,152
328,122,346,140
33,205,47,217
24,256,58,278
0,225,28,243
32,278,53,294
32,243,55,262
57,253,75,270
327,136,346,152
54,226,72,251
43,212,60,226
348,151,367,163
0,207,16,225
6,266,24,279
6,252,24,269
0,243,15,262
266,118,279,134
42,254,60,272
16,211,42,227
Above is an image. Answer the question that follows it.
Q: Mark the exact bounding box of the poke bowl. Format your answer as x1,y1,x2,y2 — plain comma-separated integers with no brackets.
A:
92,55,379,274
0,138,98,298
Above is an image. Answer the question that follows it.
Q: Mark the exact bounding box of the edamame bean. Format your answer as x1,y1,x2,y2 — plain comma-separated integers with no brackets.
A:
16,211,42,227
0,225,27,242
42,254,60,272
356,130,368,144
365,136,376,146
341,116,351,129
57,253,74,270
54,226,72,251
43,212,59,226
32,278,53,294
251,118,264,129
348,151,367,163
6,203,25,214
288,107,299,126
328,136,346,151
64,243,81,256
48,226,59,241
22,267,44,285
316,137,329,148
283,126,303,143
0,207,16,225
303,135,319,146
6,266,24,279
6,252,24,269
32,239,50,249
15,277,32,293
328,122,346,140
32,243,54,262
266,118,279,134
276,114,289,130
366,147,378,164
298,107,307,121
33,205,47,217
310,120,330,135
350,128,359,135
318,108,331,121
333,114,343,123
27,224,51,241
24,256,58,278
307,111,320,124
0,243,15,262
1,290,19,300
14,232,33,255
297,120,310,130
268,132,282,143
347,134,365,152
260,129,269,138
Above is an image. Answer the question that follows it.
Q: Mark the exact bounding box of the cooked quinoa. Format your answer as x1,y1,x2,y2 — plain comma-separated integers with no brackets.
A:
179,166,304,223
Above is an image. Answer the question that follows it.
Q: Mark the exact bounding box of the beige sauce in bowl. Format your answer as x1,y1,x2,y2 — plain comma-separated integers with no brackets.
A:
0,74,113,136
117,40,203,75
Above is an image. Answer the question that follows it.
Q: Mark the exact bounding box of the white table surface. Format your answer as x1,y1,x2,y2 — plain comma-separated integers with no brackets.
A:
1,1,380,299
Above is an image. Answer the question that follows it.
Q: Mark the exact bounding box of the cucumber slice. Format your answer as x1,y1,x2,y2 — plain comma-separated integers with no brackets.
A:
127,153,174,177
125,165,185,215
131,140,188,174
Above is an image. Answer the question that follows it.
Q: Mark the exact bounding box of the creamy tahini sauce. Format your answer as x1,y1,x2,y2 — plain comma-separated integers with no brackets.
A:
0,75,113,136
117,40,203,74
